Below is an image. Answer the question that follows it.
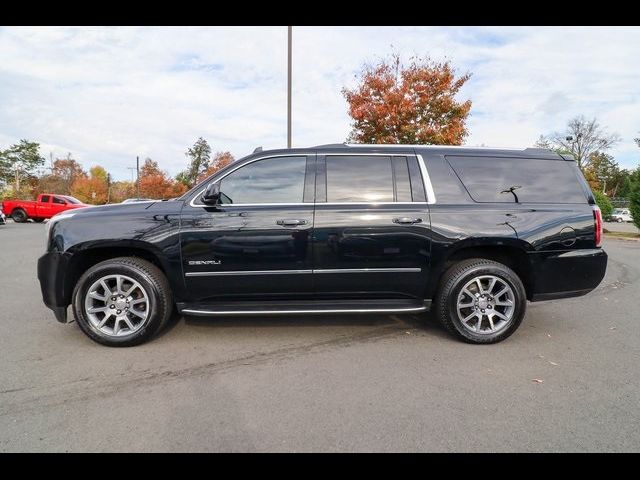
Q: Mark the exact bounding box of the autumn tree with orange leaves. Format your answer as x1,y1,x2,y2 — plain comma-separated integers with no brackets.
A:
71,165,110,204
139,158,187,199
196,151,235,183
343,54,472,145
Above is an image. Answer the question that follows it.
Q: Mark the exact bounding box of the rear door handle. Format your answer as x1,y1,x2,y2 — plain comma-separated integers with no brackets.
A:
393,217,423,225
277,219,308,226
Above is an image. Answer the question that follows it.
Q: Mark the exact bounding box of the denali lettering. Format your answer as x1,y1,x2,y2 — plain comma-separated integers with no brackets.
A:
188,260,222,266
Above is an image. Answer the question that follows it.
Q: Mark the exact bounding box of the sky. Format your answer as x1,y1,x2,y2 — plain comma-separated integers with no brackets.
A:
1,26,639,181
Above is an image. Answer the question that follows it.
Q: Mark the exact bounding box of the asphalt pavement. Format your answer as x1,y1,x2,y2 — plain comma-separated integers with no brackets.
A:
1,221,639,452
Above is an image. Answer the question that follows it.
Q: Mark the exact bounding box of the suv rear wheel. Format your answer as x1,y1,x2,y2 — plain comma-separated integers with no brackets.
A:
435,258,526,344
72,257,173,347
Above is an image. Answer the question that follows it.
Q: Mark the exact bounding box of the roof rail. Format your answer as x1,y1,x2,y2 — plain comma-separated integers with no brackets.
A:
312,143,557,154
312,143,347,148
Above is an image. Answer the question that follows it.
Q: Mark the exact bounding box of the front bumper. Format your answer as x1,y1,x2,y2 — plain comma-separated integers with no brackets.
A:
529,248,608,301
37,251,72,322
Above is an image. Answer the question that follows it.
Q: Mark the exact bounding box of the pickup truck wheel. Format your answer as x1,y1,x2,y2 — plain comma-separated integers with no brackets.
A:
72,257,173,347
435,258,526,344
11,209,28,223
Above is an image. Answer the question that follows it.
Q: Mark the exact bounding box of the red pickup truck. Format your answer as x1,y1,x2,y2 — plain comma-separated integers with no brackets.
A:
1,194,88,223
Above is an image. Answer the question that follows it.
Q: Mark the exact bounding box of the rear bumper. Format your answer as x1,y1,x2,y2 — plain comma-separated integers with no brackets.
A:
37,251,71,322
529,248,607,302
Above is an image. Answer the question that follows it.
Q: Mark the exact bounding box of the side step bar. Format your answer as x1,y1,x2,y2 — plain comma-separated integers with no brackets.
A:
179,300,431,317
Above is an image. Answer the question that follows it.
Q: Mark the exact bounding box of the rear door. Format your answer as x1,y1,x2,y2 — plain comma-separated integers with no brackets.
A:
312,151,432,300
180,154,316,303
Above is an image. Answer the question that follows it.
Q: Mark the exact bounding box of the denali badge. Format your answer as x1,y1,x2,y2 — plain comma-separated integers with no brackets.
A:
188,260,222,266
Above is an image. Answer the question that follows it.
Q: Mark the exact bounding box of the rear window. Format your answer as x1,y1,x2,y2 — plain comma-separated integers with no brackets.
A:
446,156,587,204
40,195,50,203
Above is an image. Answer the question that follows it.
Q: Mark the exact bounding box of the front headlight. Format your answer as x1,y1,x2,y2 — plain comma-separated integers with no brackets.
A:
45,211,78,249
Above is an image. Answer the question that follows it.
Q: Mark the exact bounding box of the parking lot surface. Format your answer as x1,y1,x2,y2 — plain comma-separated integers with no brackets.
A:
1,222,639,452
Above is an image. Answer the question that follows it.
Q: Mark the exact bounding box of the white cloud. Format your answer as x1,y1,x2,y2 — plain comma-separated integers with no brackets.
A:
0,25,639,180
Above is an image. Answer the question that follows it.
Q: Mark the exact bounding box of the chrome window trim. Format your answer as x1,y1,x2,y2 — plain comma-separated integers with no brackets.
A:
185,267,421,277
182,305,427,316
318,202,427,206
188,151,436,207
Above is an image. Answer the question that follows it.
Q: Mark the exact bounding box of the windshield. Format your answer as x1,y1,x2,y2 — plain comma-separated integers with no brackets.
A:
63,196,83,204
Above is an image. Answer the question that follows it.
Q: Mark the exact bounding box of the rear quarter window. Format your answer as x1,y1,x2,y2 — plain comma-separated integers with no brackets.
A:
446,156,587,204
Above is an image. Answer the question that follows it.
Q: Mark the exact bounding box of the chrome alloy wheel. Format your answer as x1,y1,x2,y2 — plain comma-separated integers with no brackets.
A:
83,274,150,337
456,275,515,335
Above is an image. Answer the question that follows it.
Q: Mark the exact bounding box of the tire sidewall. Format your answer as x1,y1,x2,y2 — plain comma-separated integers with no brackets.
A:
73,261,165,346
12,209,27,222
445,264,526,343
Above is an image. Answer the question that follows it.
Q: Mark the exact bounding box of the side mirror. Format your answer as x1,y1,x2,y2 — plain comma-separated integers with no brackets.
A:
202,182,221,205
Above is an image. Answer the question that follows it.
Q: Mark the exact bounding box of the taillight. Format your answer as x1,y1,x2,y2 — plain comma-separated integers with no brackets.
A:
593,205,603,247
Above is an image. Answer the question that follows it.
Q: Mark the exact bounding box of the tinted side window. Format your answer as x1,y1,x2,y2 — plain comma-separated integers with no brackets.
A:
40,195,50,203
447,156,587,204
326,156,393,203
218,156,307,204
52,196,66,204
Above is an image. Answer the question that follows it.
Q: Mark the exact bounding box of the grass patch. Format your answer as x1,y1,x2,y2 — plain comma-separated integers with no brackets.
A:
604,231,640,239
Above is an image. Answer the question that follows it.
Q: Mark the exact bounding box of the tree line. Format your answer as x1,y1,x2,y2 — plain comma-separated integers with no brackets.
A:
1,53,639,226
0,138,234,204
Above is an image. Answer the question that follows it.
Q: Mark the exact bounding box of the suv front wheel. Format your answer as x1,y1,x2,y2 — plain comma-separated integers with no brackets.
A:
435,258,527,344
72,257,173,347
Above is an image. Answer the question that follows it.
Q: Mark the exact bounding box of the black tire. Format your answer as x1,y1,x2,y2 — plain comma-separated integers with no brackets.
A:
617,218,623,223
33,217,45,223
435,258,527,344
72,257,173,347
11,209,28,223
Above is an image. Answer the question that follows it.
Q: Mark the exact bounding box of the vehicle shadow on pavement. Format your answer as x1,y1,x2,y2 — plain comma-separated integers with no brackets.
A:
173,311,451,339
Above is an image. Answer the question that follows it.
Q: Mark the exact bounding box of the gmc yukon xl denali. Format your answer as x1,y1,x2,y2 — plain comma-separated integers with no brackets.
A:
38,144,607,347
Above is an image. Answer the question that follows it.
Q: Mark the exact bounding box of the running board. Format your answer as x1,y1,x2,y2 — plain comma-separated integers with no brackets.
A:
179,299,431,317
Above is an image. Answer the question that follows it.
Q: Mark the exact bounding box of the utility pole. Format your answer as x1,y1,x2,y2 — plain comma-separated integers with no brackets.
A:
287,26,292,149
136,156,140,199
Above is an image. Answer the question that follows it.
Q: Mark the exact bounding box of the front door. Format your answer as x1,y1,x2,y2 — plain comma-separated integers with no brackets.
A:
38,195,53,217
312,152,432,300
180,154,315,303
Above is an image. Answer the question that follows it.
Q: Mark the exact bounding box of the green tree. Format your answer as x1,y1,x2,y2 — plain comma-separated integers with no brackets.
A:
0,140,45,193
177,137,212,188
629,180,640,230
583,152,627,196
593,190,613,219
537,116,620,170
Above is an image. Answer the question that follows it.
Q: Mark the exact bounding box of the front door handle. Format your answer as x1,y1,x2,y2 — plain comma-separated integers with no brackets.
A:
393,217,423,225
277,219,308,226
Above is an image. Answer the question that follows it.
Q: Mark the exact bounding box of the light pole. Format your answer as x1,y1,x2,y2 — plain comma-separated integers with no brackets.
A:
287,26,292,149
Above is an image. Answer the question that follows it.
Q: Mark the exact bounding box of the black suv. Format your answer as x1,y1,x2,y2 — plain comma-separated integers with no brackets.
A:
38,144,607,346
